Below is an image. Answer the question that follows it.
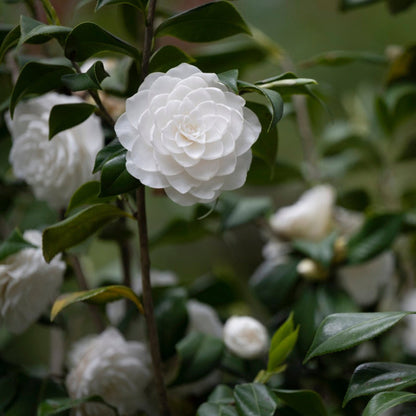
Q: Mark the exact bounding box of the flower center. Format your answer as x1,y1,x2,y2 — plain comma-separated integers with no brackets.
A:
178,116,201,142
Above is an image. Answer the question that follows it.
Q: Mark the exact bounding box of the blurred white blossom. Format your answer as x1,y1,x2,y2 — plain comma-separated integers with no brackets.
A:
186,299,223,338
115,63,261,206
269,185,335,242
223,316,268,359
6,93,104,209
0,230,65,334
66,327,152,416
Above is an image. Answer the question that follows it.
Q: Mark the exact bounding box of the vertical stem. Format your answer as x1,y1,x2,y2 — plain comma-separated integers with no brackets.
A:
39,0,61,25
136,0,171,415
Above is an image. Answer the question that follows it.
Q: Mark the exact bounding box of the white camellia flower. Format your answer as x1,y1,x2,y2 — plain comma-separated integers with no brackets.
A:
186,300,223,338
269,185,336,242
6,93,104,209
337,251,395,306
0,230,65,334
223,316,268,359
66,327,153,416
115,63,261,206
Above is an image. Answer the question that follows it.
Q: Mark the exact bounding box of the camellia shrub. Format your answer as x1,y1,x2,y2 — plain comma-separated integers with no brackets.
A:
0,0,415,415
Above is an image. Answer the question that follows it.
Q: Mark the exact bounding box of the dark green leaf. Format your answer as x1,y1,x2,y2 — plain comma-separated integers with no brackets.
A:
362,391,416,416
18,16,71,47
155,288,189,361
340,0,383,11
208,385,235,405
9,62,74,117
246,102,278,169
149,45,194,73
397,136,416,161
155,1,251,42
42,204,132,262
0,25,20,63
65,22,140,62
304,312,410,362
62,60,110,91
234,383,278,416
293,232,337,268
301,50,387,68
99,151,140,196
347,214,403,264
387,0,416,14
336,189,371,212
250,261,299,311
255,72,317,97
273,389,328,416
0,228,36,262
49,103,96,140
95,0,147,11
197,403,238,416
344,362,416,406
173,332,224,385
93,139,124,173
218,69,239,94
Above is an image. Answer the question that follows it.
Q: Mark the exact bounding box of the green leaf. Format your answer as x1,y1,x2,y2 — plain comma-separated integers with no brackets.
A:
347,214,403,264
173,332,224,385
155,1,251,42
246,102,278,170
387,0,416,14
304,312,410,363
93,139,124,173
337,188,371,212
397,136,416,161
255,72,317,98
62,60,110,91
9,62,74,117
18,16,71,47
37,396,119,415
238,81,284,131
301,50,387,68
51,285,143,321
0,25,20,63
49,103,96,140
95,0,147,11
100,151,140,196
293,232,337,268
149,45,194,73
197,403,238,416
221,196,272,230
234,383,278,416
155,288,189,361
344,362,416,406
42,204,132,262
250,261,299,311
340,0,383,11
0,229,36,262
273,389,328,416
218,69,239,94
268,313,299,371
65,22,140,62
208,385,235,405
362,391,416,416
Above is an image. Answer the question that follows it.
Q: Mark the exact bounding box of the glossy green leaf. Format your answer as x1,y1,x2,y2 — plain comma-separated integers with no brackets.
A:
197,403,238,416
93,139,124,173
250,261,299,311
95,0,147,11
362,391,416,416
293,232,337,268
99,151,140,196
234,383,278,416
42,204,132,262
0,25,20,63
340,0,383,11
18,16,70,47
149,45,194,73
208,385,235,405
347,214,403,264
305,312,410,362
173,332,224,385
238,81,284,131
65,22,140,62
387,0,416,14
344,362,416,406
9,62,74,117
49,103,96,140
62,60,109,91
255,72,317,97
301,50,387,68
0,229,36,262
51,285,143,321
218,69,239,94
273,389,328,416
247,102,278,170
155,288,189,361
155,1,251,42
268,313,299,371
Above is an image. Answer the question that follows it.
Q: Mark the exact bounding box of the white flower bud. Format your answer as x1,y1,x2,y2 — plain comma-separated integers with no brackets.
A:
115,63,261,206
269,185,335,242
66,327,152,416
0,230,65,334
6,93,104,209
223,316,268,359
297,258,327,281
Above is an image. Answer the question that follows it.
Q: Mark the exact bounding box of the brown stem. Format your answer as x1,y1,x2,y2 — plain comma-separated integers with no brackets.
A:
68,255,106,332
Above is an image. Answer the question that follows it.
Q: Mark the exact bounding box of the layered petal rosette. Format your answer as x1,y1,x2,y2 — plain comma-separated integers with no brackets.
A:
115,63,261,206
